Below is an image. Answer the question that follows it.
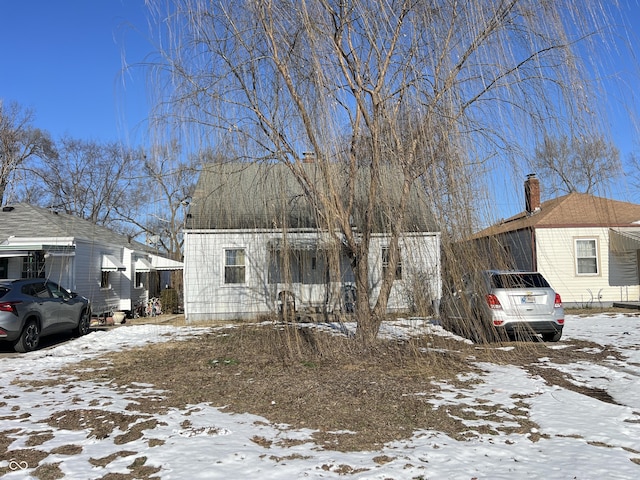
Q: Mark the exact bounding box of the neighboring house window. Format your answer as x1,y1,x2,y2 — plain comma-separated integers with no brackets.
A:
135,272,146,288
22,252,45,278
101,271,111,288
382,246,402,280
575,239,598,275
225,249,246,284
0,258,7,278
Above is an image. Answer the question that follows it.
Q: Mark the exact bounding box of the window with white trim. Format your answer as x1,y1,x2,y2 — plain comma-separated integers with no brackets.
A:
135,271,147,288
575,238,598,275
224,249,246,284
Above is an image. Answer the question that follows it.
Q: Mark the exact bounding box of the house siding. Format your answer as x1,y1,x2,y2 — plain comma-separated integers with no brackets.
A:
535,227,640,306
369,233,441,311
78,241,130,315
6,258,22,278
184,231,272,321
183,230,441,322
505,229,534,271
46,256,74,289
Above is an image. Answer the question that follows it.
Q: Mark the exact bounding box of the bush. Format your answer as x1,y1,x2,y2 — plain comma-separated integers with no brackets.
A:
161,288,180,314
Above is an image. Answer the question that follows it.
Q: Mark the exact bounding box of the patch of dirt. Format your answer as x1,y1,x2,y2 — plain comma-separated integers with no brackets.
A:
89,451,137,468
45,409,151,442
89,453,161,480
26,431,55,447
50,444,83,455
57,322,624,452
33,461,64,480
0,448,49,477
525,364,620,405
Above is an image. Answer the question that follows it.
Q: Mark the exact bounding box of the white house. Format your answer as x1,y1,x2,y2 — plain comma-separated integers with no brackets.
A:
472,174,640,307
182,162,441,322
0,204,183,316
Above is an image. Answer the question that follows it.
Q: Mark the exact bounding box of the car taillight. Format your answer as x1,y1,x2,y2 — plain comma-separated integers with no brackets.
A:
486,294,502,310
554,293,562,309
0,301,21,315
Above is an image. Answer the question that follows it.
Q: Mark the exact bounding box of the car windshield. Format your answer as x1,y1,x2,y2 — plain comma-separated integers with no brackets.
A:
490,273,550,289
0,286,10,298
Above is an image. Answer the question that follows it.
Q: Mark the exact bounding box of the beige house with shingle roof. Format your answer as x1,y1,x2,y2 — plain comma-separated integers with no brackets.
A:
472,174,640,306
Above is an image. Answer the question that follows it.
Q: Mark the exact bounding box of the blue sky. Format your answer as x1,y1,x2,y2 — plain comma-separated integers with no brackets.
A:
1,1,639,218
0,0,152,145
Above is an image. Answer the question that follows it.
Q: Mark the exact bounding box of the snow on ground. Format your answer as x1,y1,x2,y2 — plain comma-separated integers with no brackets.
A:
1,314,639,479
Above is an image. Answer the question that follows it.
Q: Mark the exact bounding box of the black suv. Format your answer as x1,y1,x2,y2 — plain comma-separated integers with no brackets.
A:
0,279,91,352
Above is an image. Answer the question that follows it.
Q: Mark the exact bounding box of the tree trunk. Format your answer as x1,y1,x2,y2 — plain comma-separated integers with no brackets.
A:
352,246,382,346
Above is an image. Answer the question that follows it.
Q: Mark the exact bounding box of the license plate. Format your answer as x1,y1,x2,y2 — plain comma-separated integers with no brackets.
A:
523,295,535,303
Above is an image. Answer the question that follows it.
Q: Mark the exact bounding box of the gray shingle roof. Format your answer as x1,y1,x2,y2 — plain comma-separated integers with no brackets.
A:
0,203,151,251
187,161,436,232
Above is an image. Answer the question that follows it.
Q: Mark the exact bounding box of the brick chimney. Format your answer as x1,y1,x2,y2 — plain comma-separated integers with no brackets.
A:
525,173,541,214
302,151,316,163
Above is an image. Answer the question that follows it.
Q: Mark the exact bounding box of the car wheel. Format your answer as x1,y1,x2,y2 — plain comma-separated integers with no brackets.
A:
542,331,562,342
75,309,91,336
14,320,40,353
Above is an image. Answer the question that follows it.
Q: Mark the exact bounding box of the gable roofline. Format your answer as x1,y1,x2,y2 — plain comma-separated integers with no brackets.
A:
0,203,153,254
473,192,640,239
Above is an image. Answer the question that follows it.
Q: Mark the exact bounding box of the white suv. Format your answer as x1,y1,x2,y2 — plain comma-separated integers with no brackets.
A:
441,270,564,343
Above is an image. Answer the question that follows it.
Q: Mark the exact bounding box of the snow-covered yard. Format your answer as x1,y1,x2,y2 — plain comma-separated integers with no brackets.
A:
1,313,639,479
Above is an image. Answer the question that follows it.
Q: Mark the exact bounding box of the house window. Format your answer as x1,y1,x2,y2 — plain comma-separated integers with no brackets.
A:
0,258,7,278
101,271,111,288
224,249,246,284
268,250,303,284
135,271,146,288
576,239,598,275
382,246,402,280
22,252,45,278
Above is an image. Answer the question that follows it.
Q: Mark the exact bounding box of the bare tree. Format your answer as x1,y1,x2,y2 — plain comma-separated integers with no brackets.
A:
0,99,54,204
114,140,197,260
533,134,621,196
30,136,143,232
147,0,615,344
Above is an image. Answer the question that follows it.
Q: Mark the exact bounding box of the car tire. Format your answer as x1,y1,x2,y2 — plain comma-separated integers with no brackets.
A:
14,320,40,353
542,331,562,342
75,309,91,336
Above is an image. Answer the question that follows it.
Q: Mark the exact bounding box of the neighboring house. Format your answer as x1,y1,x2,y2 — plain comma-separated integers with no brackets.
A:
182,161,441,322
472,174,640,307
0,203,183,316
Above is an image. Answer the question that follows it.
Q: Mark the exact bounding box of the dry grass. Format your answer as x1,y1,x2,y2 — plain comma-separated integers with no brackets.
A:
65,319,623,452
2,317,630,479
